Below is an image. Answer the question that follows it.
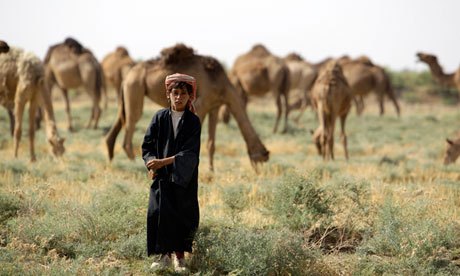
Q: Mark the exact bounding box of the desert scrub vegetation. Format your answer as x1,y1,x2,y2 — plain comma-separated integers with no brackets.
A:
1,88,460,275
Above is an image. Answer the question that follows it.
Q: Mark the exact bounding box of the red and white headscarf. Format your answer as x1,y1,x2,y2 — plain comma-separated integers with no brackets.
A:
165,73,197,113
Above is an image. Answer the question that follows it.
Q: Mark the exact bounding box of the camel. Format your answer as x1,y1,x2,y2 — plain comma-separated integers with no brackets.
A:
44,37,104,131
310,60,352,160
101,46,135,102
416,52,460,95
104,44,269,171
339,56,400,116
0,46,65,161
229,44,290,133
444,136,460,165
283,53,318,122
0,40,9,53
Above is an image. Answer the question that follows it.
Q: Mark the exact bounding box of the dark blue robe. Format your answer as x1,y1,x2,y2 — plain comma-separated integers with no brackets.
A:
142,108,201,255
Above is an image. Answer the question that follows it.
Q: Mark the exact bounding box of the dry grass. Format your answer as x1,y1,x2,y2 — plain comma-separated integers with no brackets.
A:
1,92,460,274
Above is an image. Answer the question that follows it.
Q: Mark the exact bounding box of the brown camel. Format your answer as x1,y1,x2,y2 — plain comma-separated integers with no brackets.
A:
444,136,460,165
310,60,352,160
416,52,460,95
283,53,318,122
229,44,290,133
104,44,269,171
44,37,104,131
0,40,9,53
101,46,135,102
0,47,65,161
340,56,400,116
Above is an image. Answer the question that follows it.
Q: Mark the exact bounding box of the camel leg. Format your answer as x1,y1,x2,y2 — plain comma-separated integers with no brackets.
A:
105,115,123,161
328,115,336,161
339,113,349,160
122,90,144,160
28,93,38,162
281,93,289,133
7,108,14,137
273,94,282,133
207,108,218,172
387,89,401,116
13,86,27,159
86,95,101,129
312,127,322,156
377,90,385,116
355,96,364,116
61,88,73,132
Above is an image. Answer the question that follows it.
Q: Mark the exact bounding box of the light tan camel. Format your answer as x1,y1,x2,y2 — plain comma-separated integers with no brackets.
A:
0,46,65,161
340,56,400,116
283,53,318,122
229,44,290,133
44,38,103,131
444,136,460,165
104,44,269,171
416,52,460,94
101,46,135,102
310,60,352,160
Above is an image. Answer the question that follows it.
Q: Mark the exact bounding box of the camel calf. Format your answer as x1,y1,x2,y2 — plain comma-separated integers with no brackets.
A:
444,137,460,165
310,60,352,160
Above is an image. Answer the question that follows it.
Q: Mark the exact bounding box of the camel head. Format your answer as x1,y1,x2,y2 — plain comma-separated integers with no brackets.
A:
416,52,437,64
48,136,65,157
0,40,9,54
443,138,460,165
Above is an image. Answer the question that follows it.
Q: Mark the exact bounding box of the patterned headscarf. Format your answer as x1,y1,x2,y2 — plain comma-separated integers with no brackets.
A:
165,73,197,113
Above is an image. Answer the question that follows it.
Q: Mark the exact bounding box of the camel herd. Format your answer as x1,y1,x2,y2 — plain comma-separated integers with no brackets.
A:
1,38,460,166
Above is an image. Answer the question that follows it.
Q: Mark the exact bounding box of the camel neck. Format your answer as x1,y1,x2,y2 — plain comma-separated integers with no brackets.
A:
425,61,456,87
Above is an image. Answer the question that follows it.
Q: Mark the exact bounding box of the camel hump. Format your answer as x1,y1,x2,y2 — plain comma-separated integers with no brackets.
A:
201,56,225,78
64,37,84,55
0,40,10,53
18,51,44,83
356,55,374,66
115,46,129,56
319,60,346,86
160,43,195,65
250,44,271,57
285,52,303,62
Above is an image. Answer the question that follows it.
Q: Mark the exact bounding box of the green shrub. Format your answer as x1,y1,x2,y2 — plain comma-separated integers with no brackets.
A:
270,171,332,231
357,197,460,275
0,192,23,224
191,224,318,275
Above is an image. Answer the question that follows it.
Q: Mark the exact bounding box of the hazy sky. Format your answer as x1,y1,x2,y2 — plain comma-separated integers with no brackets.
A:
2,0,459,71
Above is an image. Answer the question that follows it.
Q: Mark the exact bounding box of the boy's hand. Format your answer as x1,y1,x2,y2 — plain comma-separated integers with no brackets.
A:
148,169,157,180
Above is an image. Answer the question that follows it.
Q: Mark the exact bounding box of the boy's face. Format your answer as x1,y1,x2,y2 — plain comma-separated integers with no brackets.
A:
169,88,190,111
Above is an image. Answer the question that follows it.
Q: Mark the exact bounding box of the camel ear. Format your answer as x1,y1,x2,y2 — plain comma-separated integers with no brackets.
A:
446,138,454,145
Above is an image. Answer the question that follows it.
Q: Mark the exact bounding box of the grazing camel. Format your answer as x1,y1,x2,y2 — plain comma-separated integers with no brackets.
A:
416,52,460,95
101,46,135,102
0,46,65,161
104,44,269,171
283,53,318,122
340,57,400,116
229,44,290,133
44,37,104,131
310,60,352,160
444,136,460,165
0,40,15,135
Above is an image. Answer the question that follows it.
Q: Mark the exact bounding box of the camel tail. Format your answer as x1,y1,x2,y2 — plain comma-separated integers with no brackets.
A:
104,85,126,161
383,70,401,116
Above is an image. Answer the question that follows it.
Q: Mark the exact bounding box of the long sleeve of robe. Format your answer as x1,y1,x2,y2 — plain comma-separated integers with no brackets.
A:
141,108,201,255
